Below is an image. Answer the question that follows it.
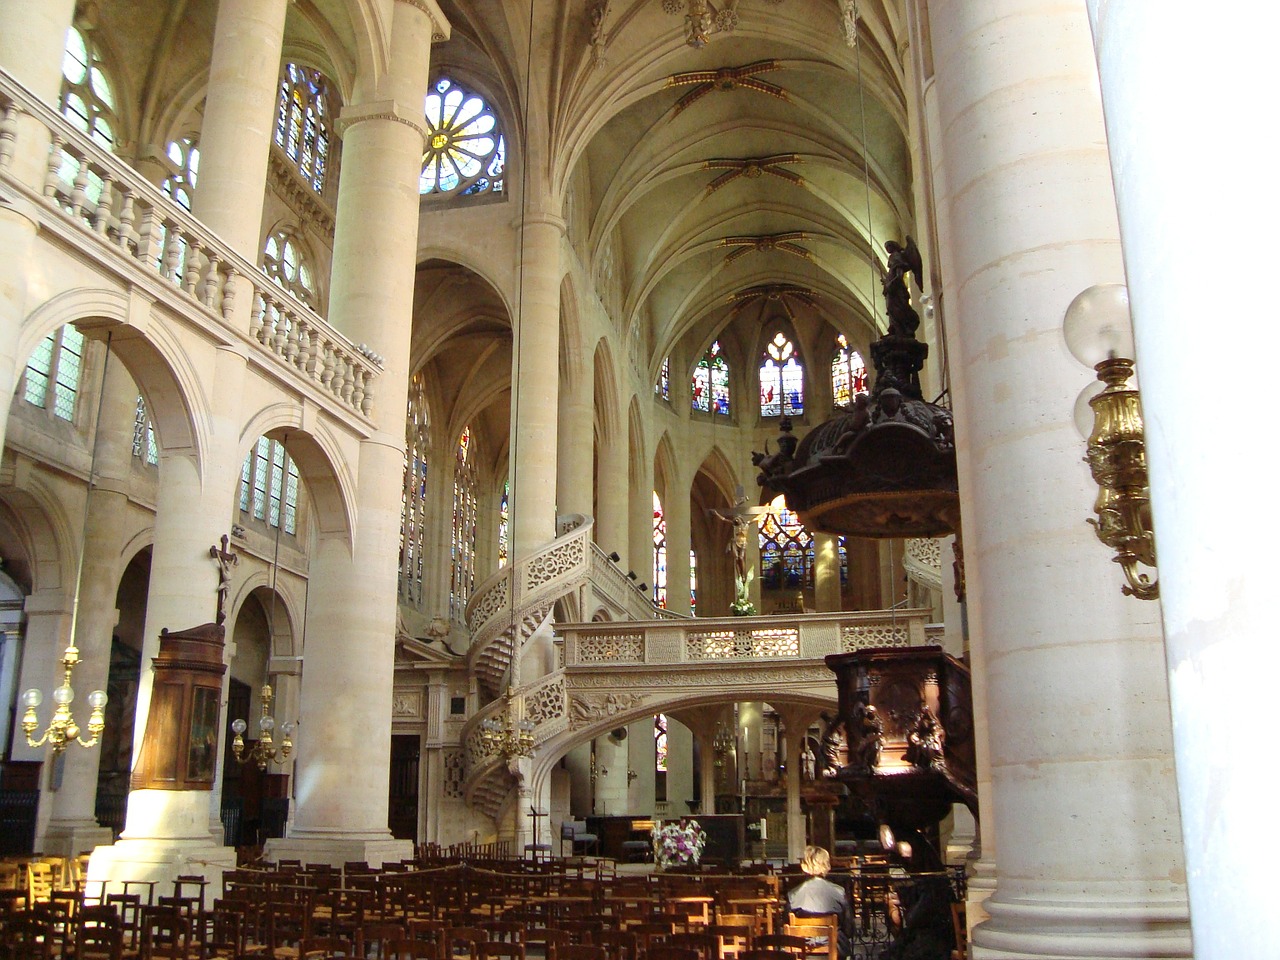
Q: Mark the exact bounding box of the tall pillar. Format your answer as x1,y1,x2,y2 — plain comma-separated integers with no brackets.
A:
556,363,593,520
0,0,78,453
928,3,1190,956
191,0,289,259
40,353,135,855
812,534,841,612
269,0,449,867
664,472,691,615
628,450,654,590
1085,5,1277,956
510,209,564,558
775,706,819,863
596,423,629,560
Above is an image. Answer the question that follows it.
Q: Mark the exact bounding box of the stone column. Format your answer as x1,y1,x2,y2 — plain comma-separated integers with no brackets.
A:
269,0,449,867
0,0,77,452
775,706,819,863
11,593,73,845
812,534,841,612
663,471,691,615
928,3,1190,956
40,353,135,856
1085,4,1275,956
509,208,564,559
191,0,289,260
595,422,629,561
628,448,654,591
556,363,593,520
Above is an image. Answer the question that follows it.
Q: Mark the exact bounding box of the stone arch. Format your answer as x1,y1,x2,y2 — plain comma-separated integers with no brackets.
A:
237,403,356,544
591,337,622,446
559,273,585,392
18,288,203,462
230,574,302,660
0,482,74,596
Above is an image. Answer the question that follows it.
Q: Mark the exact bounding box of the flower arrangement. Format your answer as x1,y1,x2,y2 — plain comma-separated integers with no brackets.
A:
652,818,707,868
730,570,756,617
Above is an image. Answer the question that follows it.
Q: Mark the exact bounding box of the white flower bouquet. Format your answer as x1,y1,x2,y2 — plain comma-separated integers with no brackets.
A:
652,818,707,868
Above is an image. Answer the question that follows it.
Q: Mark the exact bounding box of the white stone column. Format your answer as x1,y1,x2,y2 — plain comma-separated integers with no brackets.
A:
271,0,448,867
556,365,593,520
40,353,135,856
664,471,691,615
628,448,654,590
812,534,841,612
928,3,1191,956
596,423,629,561
191,0,289,260
510,209,564,558
0,0,77,453
1085,4,1278,956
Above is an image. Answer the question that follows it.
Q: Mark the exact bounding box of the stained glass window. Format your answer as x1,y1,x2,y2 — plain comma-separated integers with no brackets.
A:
238,437,299,535
450,427,478,621
262,229,317,308
275,64,333,194
692,341,729,415
498,482,510,568
760,332,804,417
759,494,813,589
24,325,84,422
61,26,116,150
831,334,868,408
690,550,697,611
656,356,670,400
132,396,158,465
655,714,668,772
653,492,667,608
161,137,200,211
420,78,505,198
400,372,431,607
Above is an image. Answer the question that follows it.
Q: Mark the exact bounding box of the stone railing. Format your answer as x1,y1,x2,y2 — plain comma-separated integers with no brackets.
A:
560,608,931,667
0,69,381,420
588,543,684,622
464,515,594,697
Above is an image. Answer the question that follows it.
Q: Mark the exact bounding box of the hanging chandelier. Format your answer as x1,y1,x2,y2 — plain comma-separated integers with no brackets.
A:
481,692,536,760
230,682,295,770
21,644,107,754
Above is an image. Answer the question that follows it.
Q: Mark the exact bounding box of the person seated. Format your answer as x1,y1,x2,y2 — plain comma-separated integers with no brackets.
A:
787,845,854,960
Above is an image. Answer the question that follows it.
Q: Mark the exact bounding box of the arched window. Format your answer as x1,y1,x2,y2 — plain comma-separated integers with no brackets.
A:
420,78,505,198
655,713,669,801
61,25,116,150
655,356,670,400
759,494,813,589
692,340,730,415
831,334,868,407
133,396,158,465
498,482,510,568
275,63,334,194
690,550,697,611
450,427,479,621
262,229,317,308
239,437,300,535
400,372,430,607
653,492,667,608
24,325,85,422
760,331,804,417
161,137,200,211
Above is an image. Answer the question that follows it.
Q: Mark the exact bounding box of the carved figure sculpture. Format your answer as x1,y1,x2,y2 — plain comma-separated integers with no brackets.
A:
849,702,884,773
882,237,923,338
905,704,945,769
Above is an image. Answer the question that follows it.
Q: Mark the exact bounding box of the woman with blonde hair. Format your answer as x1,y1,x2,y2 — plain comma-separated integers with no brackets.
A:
787,845,854,959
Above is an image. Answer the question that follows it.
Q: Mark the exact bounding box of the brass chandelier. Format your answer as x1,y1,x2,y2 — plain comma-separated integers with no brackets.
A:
481,691,536,760
21,644,107,753
231,682,295,770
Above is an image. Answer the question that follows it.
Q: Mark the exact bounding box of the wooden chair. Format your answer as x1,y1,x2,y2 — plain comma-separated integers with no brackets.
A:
752,934,806,957
75,905,125,960
298,935,358,958
26,861,56,906
441,925,488,959
739,951,794,960
950,902,967,960
387,939,440,960
139,906,194,960
666,932,717,960
361,920,408,958
592,929,637,960
705,923,752,960
106,892,145,952
644,947,699,960
475,941,525,960
265,900,312,960
783,914,837,960
554,945,609,960
2,913,56,959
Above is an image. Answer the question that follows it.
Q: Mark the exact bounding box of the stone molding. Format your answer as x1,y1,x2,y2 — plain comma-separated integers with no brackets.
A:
335,100,429,143
395,0,452,42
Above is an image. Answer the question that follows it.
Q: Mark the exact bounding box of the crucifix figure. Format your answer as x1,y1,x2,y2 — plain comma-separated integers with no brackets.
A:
209,534,238,625
708,490,769,583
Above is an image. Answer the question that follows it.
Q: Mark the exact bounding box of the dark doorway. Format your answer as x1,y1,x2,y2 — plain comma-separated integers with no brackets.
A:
388,734,420,843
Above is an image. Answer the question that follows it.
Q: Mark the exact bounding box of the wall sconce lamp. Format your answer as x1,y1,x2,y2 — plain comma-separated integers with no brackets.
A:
627,571,637,580
1064,283,1158,599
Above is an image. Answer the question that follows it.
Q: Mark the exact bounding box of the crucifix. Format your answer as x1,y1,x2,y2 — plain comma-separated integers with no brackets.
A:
209,534,238,625
708,488,770,583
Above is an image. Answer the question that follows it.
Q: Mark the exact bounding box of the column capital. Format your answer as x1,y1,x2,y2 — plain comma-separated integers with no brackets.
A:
395,0,452,42
520,210,567,236
335,100,429,143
